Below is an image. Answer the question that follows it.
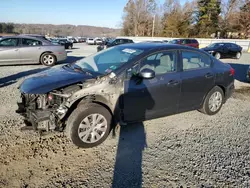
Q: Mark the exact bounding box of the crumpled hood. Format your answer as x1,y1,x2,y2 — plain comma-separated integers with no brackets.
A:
19,65,93,94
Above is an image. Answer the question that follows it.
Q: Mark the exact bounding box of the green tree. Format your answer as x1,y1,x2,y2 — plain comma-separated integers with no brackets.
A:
196,0,221,37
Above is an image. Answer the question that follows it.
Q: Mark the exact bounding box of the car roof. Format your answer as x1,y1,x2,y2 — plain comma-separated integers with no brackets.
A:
116,38,133,40
1,35,51,44
118,42,200,51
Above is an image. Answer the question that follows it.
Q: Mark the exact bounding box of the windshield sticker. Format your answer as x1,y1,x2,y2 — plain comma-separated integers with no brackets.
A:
122,48,137,54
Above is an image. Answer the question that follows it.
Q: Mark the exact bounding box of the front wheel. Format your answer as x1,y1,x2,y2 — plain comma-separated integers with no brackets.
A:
200,86,224,115
40,53,56,66
66,103,112,148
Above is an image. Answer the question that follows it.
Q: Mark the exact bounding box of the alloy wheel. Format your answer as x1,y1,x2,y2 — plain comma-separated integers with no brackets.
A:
43,54,55,65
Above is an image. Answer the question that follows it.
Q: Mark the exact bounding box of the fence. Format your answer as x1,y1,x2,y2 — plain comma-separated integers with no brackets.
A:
116,36,250,52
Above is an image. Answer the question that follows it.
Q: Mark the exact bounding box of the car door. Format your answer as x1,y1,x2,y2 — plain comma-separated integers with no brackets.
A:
122,50,181,122
179,50,214,112
0,38,20,65
229,43,240,57
19,38,43,64
220,44,230,57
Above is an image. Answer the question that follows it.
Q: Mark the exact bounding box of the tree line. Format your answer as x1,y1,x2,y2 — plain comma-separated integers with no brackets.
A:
121,0,250,39
0,23,120,37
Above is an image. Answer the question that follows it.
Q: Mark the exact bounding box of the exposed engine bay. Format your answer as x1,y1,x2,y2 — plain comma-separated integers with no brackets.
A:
17,84,82,132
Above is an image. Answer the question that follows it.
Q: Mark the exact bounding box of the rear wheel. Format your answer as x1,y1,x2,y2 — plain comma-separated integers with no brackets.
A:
215,52,221,59
40,53,56,66
200,86,224,115
66,103,112,148
236,52,241,59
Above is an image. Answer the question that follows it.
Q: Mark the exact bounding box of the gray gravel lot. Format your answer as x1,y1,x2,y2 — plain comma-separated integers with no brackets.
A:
0,43,250,188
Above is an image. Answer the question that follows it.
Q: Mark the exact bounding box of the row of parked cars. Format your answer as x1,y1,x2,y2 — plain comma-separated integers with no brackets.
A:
96,38,243,60
0,35,244,67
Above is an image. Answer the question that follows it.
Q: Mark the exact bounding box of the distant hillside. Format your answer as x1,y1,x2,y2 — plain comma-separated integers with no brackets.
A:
0,23,121,37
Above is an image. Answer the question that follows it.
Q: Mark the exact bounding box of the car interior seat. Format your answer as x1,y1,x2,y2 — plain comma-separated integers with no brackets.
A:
183,58,189,70
155,54,174,74
186,57,202,69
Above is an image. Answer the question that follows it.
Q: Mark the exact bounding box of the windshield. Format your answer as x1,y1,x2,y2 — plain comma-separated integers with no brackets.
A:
168,40,179,44
208,43,224,48
74,46,144,75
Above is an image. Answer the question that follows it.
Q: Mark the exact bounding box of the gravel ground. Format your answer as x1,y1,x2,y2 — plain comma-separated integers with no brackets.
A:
0,44,250,188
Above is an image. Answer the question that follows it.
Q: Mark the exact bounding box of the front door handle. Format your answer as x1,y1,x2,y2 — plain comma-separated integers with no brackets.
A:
167,80,179,86
14,49,19,51
205,73,213,78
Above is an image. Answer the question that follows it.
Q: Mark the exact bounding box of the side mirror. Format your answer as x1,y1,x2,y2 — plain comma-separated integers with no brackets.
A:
139,68,155,79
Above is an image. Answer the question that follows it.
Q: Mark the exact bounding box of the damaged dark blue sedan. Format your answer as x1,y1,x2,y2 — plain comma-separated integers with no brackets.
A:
17,43,235,148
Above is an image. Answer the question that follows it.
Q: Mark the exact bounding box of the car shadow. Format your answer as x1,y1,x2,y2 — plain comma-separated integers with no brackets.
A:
0,67,50,88
229,63,249,83
58,56,85,65
112,73,155,188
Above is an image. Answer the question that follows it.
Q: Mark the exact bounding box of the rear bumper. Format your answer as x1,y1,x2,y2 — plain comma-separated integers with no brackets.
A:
55,51,67,62
224,82,235,102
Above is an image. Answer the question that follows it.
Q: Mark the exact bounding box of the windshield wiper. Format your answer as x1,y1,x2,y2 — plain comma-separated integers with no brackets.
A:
72,64,94,76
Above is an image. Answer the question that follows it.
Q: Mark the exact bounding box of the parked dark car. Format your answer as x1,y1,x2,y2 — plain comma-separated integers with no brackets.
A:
201,43,242,59
169,39,199,48
97,38,134,52
247,66,250,82
51,39,73,49
140,41,168,43
17,43,234,148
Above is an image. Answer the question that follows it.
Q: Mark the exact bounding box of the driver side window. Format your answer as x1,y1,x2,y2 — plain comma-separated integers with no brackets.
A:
140,51,177,75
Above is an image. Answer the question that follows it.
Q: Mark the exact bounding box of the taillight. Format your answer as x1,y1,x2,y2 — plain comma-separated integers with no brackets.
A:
230,67,235,76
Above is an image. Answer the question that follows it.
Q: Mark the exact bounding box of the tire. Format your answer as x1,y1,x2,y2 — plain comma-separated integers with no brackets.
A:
200,86,224,115
215,52,221,59
40,53,56,66
68,45,72,49
66,103,112,148
236,52,241,59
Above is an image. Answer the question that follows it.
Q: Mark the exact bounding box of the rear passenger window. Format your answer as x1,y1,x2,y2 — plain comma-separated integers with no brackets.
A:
22,38,42,46
182,51,211,70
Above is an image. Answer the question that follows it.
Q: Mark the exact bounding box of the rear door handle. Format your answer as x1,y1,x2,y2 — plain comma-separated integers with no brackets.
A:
205,73,213,78
167,80,179,86
14,49,19,51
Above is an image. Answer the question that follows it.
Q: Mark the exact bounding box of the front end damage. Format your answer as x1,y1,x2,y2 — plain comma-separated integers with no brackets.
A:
16,91,71,132
16,75,122,132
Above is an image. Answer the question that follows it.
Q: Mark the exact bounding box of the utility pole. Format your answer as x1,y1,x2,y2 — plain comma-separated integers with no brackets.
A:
152,14,155,37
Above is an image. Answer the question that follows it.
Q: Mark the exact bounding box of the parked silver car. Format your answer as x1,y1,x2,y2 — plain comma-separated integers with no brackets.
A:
0,36,67,66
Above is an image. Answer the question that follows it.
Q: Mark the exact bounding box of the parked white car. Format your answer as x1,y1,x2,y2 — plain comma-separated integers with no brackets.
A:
87,38,95,45
95,38,103,45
